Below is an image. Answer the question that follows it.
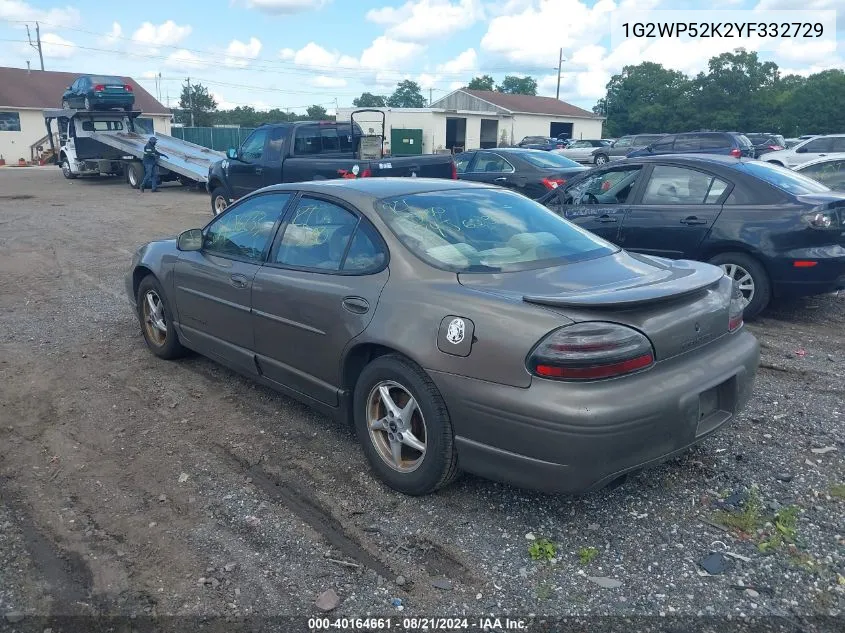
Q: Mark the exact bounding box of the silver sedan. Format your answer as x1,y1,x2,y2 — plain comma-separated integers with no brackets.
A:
553,139,611,163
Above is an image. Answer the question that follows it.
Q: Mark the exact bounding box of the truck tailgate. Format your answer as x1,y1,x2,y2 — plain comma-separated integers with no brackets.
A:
368,154,454,179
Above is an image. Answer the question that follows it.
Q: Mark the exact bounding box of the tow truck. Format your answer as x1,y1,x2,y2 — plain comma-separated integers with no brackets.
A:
43,108,222,188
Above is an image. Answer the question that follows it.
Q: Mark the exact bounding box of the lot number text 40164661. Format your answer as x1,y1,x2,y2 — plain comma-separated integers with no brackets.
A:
308,617,529,630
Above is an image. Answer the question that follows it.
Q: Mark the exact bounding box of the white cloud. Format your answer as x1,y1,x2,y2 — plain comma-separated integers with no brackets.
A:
310,75,347,88
360,36,424,71
101,22,122,46
366,0,484,42
140,70,159,79
38,32,75,58
279,47,295,60
164,49,206,70
242,0,328,13
211,92,240,110
0,0,81,28
437,48,477,74
132,20,192,48
224,37,262,67
292,42,355,68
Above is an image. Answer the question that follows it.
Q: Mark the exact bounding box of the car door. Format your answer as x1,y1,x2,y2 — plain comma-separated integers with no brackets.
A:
172,192,292,375
791,136,834,165
617,164,730,259
251,195,390,405
461,151,516,190
563,140,593,162
228,127,270,199
556,165,645,241
608,136,633,159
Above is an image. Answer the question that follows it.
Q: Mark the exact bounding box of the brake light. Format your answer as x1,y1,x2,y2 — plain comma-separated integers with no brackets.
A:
527,322,654,381
730,148,742,158
451,160,457,180
124,84,133,92
728,281,744,332
542,177,566,189
93,84,105,92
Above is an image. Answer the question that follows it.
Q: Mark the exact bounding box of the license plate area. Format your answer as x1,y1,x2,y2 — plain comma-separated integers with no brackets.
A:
695,376,736,437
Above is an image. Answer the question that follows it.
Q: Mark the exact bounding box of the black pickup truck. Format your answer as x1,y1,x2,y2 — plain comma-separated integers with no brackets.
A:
206,120,456,214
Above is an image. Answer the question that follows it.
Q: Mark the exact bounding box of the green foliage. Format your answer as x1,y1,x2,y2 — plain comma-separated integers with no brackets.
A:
497,75,538,96
713,487,762,535
352,92,387,107
830,484,845,499
178,83,218,127
387,80,427,108
528,538,557,562
306,104,329,120
536,582,554,600
759,506,800,552
467,75,495,91
595,52,845,136
578,546,599,565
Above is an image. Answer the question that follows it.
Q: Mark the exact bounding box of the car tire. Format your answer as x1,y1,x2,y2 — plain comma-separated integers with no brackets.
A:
353,354,459,496
594,153,609,165
708,252,771,320
127,162,143,189
61,157,76,179
210,187,230,215
136,275,186,360
84,96,92,111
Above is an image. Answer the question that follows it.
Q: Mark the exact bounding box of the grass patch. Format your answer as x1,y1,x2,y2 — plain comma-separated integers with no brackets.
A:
759,506,800,553
536,582,554,601
713,487,763,535
578,546,599,565
830,484,845,499
528,538,557,562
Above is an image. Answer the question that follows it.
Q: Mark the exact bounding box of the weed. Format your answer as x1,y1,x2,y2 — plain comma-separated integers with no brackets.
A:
528,538,557,562
536,582,554,601
713,487,762,534
830,484,845,499
578,546,599,565
759,506,800,553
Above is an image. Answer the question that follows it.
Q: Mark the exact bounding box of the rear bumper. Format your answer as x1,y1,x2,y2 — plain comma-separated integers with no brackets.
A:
767,246,845,298
429,329,759,494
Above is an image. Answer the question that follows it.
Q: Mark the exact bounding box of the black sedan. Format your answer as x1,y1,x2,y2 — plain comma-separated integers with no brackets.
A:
541,155,845,318
456,148,587,199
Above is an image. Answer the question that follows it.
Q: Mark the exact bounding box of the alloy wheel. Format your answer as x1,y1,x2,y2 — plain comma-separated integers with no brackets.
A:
720,263,755,309
595,154,608,165
141,290,167,347
366,380,427,473
62,160,71,178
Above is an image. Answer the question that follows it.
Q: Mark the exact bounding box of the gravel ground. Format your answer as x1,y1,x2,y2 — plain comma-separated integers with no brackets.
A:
0,168,843,632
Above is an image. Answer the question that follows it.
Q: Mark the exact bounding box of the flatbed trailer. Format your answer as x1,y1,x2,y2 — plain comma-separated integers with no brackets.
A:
43,109,223,187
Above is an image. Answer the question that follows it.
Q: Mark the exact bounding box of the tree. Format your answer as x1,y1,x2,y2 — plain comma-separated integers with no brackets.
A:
496,75,537,95
353,92,387,107
306,104,329,120
386,80,427,108
178,83,217,127
467,75,495,91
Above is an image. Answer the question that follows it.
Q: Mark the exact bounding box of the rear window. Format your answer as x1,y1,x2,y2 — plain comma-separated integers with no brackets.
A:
89,76,124,85
735,161,830,195
81,120,124,131
736,135,753,148
518,151,581,169
374,188,616,273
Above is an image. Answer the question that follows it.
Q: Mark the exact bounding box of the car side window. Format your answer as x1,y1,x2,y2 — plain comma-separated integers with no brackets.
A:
471,153,512,173
240,129,269,163
614,137,632,148
342,222,387,272
275,198,370,271
674,134,700,151
321,128,340,152
650,137,675,152
571,140,590,148
641,166,727,205
829,137,845,152
294,126,321,155
454,152,474,173
203,193,291,261
802,137,832,152
561,167,643,205
699,134,728,149
264,127,285,164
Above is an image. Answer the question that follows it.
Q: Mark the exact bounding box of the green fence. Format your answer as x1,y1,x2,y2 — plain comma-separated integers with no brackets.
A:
170,127,256,151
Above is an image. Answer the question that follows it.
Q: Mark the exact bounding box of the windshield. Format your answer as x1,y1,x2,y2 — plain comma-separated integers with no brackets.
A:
735,161,830,194
519,151,581,169
374,188,616,273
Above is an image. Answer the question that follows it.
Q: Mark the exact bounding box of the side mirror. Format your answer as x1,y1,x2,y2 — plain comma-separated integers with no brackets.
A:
795,146,806,154
177,228,203,251
226,147,238,160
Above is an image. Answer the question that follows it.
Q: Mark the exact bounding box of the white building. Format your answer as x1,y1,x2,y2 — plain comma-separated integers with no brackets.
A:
338,88,604,155
0,66,171,164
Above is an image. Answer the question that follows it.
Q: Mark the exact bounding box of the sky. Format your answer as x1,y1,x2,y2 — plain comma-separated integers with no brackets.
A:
0,0,842,114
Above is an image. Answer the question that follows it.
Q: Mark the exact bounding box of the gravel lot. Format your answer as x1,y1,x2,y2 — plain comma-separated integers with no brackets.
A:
0,167,843,631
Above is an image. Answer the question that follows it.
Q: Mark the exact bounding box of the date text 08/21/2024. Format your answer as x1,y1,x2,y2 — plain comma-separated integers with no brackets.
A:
308,617,529,630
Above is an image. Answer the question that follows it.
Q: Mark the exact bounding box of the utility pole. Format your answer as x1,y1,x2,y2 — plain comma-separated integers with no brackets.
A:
555,48,564,100
185,77,195,127
429,88,433,106
26,22,44,71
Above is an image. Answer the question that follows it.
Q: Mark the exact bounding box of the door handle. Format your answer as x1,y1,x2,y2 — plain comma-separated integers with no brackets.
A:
230,273,249,288
342,297,370,314
596,214,618,223
493,177,507,183
680,216,708,225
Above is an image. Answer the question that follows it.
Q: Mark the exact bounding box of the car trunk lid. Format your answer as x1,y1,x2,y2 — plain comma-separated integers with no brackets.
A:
458,251,733,362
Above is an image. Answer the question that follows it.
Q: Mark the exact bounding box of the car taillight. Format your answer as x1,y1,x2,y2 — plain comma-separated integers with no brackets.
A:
803,208,838,229
527,322,654,381
124,84,133,92
728,282,744,332
730,148,742,158
93,84,105,92
541,177,566,189
451,161,457,179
